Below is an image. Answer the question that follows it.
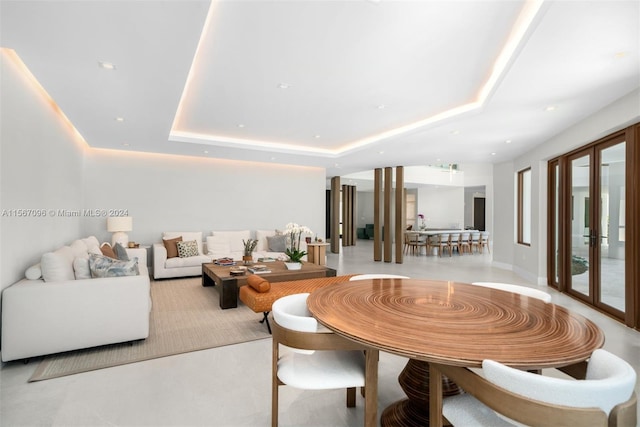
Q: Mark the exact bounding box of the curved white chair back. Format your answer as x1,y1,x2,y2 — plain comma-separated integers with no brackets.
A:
438,233,450,244
272,293,317,333
471,232,480,241
460,232,470,240
471,282,552,303
483,349,636,416
350,274,410,281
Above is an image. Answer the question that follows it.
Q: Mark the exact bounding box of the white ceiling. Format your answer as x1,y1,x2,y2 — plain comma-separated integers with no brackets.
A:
2,0,638,178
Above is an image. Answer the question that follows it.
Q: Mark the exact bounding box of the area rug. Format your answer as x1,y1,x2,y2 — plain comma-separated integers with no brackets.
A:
29,277,271,381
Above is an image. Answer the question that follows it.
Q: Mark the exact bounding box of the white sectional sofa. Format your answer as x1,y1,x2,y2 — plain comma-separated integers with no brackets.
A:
153,230,297,279
1,236,151,362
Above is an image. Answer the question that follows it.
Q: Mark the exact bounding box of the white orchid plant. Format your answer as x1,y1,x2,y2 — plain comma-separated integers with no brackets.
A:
284,222,313,263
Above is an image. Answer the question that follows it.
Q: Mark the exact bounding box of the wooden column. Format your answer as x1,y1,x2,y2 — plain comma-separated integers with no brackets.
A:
384,167,393,262
395,166,404,263
341,185,356,247
374,168,382,261
330,177,340,253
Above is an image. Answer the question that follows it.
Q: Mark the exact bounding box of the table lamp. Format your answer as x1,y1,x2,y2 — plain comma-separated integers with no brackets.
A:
107,216,133,247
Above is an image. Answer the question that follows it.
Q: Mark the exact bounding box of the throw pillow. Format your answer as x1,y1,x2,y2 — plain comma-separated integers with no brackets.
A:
267,235,286,252
163,236,182,258
100,243,117,259
41,246,75,282
113,242,130,261
177,240,199,258
88,254,139,278
25,264,42,280
73,257,92,280
247,274,271,293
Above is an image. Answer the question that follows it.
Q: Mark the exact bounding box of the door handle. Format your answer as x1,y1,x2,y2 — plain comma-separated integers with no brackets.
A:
589,230,598,247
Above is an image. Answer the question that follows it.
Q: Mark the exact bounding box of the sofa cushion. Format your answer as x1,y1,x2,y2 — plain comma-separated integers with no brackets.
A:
211,230,250,253
89,254,139,278
206,235,231,257
100,243,117,259
70,239,88,258
73,257,92,280
163,232,203,255
247,274,270,293
41,246,75,282
82,236,100,253
25,263,42,280
163,236,182,258
267,235,287,252
255,229,277,252
177,240,199,258
164,254,211,269
113,243,130,261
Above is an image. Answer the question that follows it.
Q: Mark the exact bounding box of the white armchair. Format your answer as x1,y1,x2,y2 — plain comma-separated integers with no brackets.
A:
271,293,369,426
442,349,637,426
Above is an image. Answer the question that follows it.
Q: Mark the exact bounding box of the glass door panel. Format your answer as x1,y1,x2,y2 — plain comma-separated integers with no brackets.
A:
569,154,591,299
598,141,626,313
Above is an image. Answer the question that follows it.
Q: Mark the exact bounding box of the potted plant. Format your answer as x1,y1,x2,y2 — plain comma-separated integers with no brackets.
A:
284,222,312,269
242,239,258,265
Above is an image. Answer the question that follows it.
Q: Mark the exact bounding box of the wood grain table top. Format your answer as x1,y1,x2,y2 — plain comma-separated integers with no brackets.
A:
307,278,604,369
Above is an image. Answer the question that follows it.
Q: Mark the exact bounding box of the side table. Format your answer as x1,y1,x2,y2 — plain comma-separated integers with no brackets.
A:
306,242,329,265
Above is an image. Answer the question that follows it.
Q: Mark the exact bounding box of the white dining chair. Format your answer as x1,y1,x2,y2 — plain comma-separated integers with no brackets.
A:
349,274,410,281
479,231,490,253
271,293,368,426
449,232,461,255
469,232,480,253
459,232,471,254
470,282,552,303
442,349,637,427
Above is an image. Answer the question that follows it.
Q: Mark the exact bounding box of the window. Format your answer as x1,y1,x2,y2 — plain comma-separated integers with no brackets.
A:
517,168,531,245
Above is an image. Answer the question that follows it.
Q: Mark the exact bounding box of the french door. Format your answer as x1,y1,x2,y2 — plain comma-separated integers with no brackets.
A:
549,125,638,327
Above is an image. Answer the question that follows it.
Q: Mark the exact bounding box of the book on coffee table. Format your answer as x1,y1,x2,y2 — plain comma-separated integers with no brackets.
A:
257,257,276,262
248,265,271,274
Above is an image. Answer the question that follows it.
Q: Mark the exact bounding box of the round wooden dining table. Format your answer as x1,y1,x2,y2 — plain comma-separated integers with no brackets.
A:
307,278,605,427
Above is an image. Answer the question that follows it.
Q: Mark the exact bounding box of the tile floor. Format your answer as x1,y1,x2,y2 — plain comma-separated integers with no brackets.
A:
2,240,639,426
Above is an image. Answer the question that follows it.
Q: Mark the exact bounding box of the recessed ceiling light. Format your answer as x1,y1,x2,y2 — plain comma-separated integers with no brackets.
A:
203,150,209,154
314,135,321,139
98,61,116,70
270,157,276,161
491,152,497,156
614,51,628,59
376,104,386,110
115,117,124,122
237,124,245,128
505,139,512,143
545,105,557,112
378,151,384,154
277,83,290,89
450,130,460,135
121,143,130,147
436,158,441,162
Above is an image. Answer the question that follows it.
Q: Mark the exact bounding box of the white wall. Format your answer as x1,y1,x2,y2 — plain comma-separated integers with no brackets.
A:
81,149,326,245
1,51,85,291
417,187,464,229
493,89,640,284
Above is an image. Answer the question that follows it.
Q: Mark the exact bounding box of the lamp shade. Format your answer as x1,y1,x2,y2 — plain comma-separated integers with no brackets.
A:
107,216,132,232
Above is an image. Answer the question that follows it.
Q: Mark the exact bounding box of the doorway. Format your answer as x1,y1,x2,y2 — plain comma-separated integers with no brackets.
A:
549,125,638,328
473,197,486,231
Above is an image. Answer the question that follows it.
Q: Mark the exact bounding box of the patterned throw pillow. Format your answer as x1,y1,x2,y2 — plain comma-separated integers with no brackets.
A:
177,240,199,258
89,254,139,278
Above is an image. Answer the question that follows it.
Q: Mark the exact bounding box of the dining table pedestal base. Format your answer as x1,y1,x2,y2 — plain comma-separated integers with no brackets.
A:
381,359,461,427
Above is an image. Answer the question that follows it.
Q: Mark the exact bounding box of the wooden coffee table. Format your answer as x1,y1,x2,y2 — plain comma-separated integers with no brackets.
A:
202,261,336,309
